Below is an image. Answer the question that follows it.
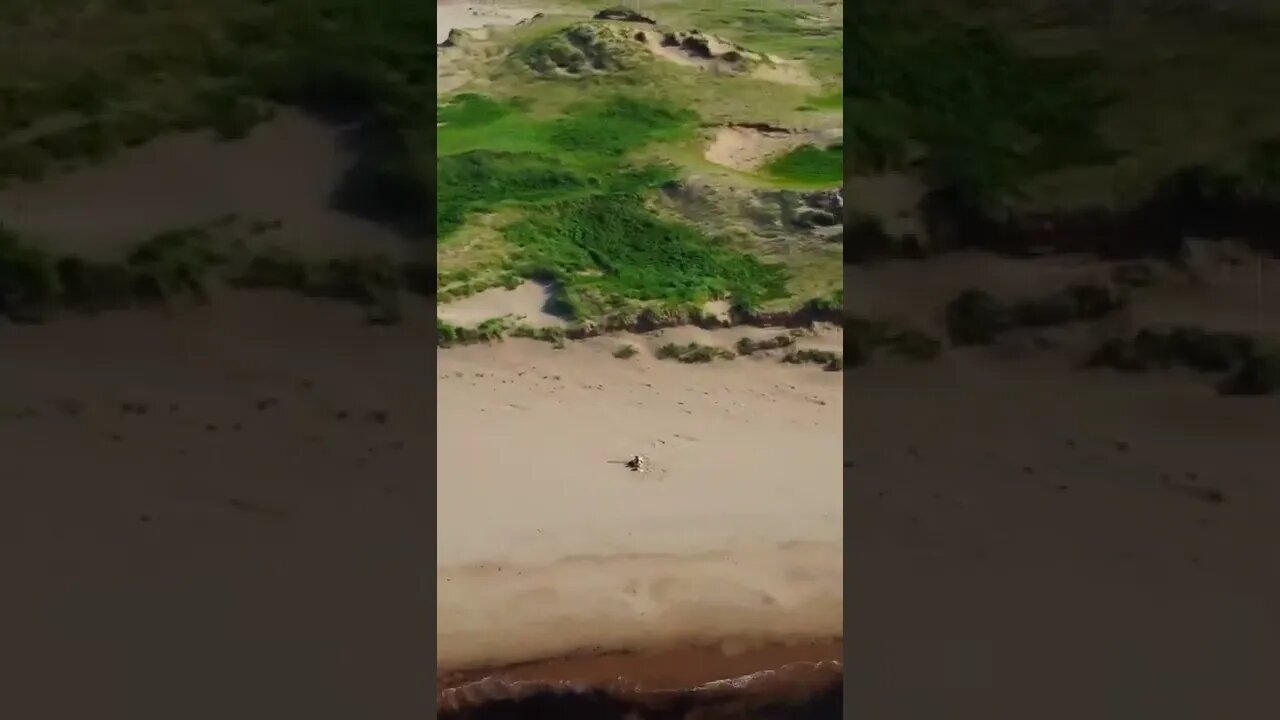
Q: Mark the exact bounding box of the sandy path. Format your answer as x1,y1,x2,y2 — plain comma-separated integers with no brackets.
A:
436,336,843,674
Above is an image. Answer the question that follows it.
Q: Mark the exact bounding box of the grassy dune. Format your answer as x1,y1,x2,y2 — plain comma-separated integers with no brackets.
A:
437,0,844,326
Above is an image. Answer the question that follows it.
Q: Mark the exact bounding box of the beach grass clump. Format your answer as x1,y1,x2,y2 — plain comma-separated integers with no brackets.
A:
1090,326,1259,375
510,324,567,348
437,316,514,347
0,225,59,322
783,348,843,371
1091,325,1280,396
656,342,736,363
946,283,1125,345
846,317,943,366
735,334,796,356
613,343,639,359
1219,351,1280,396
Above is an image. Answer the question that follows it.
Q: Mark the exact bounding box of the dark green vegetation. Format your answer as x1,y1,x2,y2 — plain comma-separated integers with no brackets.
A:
436,317,513,348
945,284,1125,346
847,319,943,367
845,1,1112,207
436,94,694,237
0,0,438,215
847,1,1280,260
507,194,789,319
655,342,737,363
1091,326,1280,396
1,220,429,325
437,91,798,320
782,348,843,372
736,334,796,355
765,143,844,186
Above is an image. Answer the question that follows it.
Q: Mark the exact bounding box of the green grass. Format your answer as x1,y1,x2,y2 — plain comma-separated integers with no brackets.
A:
435,88,795,321
506,193,789,319
764,142,843,185
845,1,1113,207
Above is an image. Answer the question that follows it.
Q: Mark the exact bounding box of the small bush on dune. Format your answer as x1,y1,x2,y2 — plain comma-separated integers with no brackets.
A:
736,334,796,355
1219,352,1280,396
511,324,567,348
783,348,844,371
945,288,1014,345
613,344,639,359
1090,325,1272,394
0,228,58,322
656,342,735,363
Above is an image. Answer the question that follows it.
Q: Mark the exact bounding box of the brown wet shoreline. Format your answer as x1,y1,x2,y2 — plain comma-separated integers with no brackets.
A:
438,638,842,715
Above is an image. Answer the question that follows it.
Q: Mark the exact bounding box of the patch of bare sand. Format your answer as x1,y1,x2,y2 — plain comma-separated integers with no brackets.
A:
436,280,567,328
436,2,543,44
704,125,840,173
849,251,1280,715
0,292,432,717
437,336,842,675
0,109,408,260
638,32,816,86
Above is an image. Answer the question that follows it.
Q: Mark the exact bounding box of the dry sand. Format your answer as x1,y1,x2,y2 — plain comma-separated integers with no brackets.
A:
704,125,841,173
436,280,567,328
848,251,1280,718
0,109,410,260
436,334,843,677
0,293,433,718
436,1,543,44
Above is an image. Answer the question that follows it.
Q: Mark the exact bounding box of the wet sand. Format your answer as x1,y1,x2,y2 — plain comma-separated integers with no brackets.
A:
437,333,843,683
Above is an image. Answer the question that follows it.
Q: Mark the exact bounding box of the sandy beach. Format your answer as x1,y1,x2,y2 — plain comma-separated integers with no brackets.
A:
848,250,1280,718
436,332,844,685
0,294,434,718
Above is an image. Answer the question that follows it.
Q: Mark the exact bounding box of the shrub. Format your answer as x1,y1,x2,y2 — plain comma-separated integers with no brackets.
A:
945,288,1014,344
613,344,639,359
656,342,735,363
1219,352,1280,396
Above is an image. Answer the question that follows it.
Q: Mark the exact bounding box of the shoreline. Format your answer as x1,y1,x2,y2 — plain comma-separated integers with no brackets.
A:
438,639,843,713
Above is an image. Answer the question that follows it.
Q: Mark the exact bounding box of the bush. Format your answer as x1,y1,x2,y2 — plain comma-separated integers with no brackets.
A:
55,257,135,311
613,344,639,359
736,334,796,355
1219,352,1280,396
783,348,844,371
884,328,943,360
945,288,1014,344
0,227,58,321
1091,325,1260,377
656,342,735,363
